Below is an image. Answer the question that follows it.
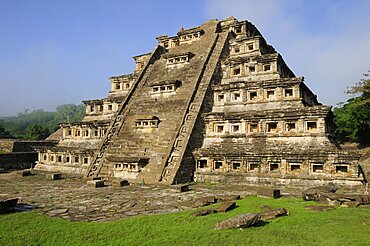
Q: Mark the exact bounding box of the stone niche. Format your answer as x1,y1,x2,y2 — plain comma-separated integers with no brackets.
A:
149,80,182,98
164,52,194,69
109,73,137,96
135,116,160,131
60,122,109,140
110,157,149,180
156,35,180,49
177,27,204,45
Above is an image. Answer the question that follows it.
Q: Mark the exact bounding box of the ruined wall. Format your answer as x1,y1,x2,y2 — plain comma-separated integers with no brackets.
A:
0,152,38,171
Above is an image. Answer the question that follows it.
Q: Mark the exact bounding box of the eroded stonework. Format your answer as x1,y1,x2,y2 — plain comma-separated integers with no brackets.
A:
35,17,364,189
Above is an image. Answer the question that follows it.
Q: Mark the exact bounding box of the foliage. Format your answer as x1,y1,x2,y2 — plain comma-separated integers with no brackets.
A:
0,104,85,140
0,120,13,138
334,71,370,145
26,124,51,140
0,196,369,245
54,104,86,126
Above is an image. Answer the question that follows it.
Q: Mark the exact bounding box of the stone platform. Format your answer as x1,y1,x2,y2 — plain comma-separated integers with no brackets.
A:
0,171,303,222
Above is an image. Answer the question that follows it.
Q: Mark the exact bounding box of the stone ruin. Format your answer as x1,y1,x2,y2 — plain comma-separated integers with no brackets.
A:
34,17,366,190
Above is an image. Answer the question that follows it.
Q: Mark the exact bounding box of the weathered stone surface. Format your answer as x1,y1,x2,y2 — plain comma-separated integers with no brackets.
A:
216,195,240,202
303,186,369,207
215,201,236,213
259,208,288,220
87,180,104,188
302,185,337,201
181,196,217,208
48,208,69,215
215,213,261,230
0,171,336,222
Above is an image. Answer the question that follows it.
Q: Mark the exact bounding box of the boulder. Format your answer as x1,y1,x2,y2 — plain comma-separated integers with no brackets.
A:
215,213,261,230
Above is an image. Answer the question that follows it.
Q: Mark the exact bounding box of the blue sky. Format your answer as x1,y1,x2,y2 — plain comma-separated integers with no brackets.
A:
1,0,370,116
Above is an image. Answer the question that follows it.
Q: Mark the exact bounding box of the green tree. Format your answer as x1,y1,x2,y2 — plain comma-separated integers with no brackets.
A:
0,121,13,138
26,124,50,140
1,103,85,139
54,104,85,123
334,71,370,145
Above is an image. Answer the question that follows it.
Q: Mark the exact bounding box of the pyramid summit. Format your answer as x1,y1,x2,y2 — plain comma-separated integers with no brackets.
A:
35,17,364,189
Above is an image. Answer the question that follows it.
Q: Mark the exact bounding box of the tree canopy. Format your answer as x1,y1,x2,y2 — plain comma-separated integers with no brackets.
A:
334,71,370,146
0,104,85,140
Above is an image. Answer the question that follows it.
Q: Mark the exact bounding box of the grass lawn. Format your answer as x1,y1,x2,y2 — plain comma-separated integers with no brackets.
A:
0,196,369,245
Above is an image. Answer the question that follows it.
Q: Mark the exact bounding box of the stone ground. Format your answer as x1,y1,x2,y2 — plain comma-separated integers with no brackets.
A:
0,171,299,222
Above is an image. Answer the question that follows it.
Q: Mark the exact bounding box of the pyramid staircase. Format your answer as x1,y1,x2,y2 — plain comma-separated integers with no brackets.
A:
159,31,230,184
84,45,164,179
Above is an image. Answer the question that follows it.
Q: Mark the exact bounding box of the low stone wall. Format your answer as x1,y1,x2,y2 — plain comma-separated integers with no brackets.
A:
0,152,38,171
12,140,56,152
195,172,365,192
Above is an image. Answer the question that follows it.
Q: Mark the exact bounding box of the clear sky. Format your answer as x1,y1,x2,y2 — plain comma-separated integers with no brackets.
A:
1,0,370,116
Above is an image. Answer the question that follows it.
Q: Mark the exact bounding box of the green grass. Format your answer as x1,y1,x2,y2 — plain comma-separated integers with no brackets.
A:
0,196,369,245
0,149,8,154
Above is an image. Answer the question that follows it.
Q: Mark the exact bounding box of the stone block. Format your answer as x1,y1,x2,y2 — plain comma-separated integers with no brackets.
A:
112,179,130,187
258,188,281,199
171,184,190,192
215,194,240,202
215,213,261,230
50,173,63,180
259,208,288,220
216,201,236,213
87,180,105,188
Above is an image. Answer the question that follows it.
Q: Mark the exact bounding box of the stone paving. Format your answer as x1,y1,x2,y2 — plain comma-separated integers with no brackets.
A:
0,171,299,222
